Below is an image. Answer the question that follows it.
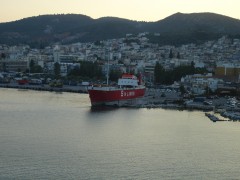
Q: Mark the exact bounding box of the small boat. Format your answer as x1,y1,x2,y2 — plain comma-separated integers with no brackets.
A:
205,113,220,122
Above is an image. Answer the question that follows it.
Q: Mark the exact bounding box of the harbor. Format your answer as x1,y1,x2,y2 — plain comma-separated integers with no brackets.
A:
2,82,240,122
1,88,240,179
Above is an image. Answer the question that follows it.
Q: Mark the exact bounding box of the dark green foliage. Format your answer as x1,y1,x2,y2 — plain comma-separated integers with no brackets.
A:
2,62,6,72
1,53,6,59
1,13,240,46
94,40,102,46
32,65,43,73
68,66,80,77
194,67,207,74
169,49,173,59
68,61,103,79
123,38,140,45
109,69,122,82
118,60,124,64
179,84,186,95
29,60,35,72
154,62,207,85
54,62,61,79
191,61,195,68
154,62,164,84
177,52,180,59
29,60,43,73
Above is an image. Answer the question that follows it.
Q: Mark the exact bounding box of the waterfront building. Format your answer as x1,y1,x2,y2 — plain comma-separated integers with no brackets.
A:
0,59,28,72
215,63,240,81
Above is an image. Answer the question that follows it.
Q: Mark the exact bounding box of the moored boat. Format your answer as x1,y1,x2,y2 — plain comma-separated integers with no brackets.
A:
88,74,145,106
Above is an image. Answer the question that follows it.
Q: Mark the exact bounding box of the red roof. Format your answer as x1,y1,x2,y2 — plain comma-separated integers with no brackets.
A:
122,74,135,79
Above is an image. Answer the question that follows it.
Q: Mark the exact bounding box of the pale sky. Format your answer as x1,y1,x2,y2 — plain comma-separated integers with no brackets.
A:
1,0,240,23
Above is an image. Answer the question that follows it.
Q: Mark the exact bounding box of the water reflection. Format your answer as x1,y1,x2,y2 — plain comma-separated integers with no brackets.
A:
89,106,119,113
2,89,240,179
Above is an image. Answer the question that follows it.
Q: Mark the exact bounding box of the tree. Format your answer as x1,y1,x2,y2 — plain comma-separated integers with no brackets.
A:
3,62,7,72
109,69,122,82
179,84,186,95
94,40,102,46
118,60,124,64
68,66,80,76
191,61,195,74
29,60,35,73
153,63,206,85
169,49,173,59
29,60,43,73
1,53,6,59
33,65,43,73
54,62,61,79
191,61,195,68
67,61,103,79
177,52,181,59
92,61,103,78
154,62,164,84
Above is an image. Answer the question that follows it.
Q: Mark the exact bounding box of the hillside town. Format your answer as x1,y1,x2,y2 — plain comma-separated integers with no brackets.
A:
1,34,240,116
1,34,240,88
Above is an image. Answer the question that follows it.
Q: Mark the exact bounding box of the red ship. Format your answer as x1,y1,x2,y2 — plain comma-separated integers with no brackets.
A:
88,74,145,106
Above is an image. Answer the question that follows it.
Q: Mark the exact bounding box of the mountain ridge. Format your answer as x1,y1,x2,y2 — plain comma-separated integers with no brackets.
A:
0,12,240,47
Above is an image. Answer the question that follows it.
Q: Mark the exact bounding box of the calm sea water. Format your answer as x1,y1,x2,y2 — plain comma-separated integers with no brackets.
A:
1,88,240,179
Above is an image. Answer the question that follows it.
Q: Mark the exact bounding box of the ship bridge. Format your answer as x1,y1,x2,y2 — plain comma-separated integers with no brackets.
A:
118,74,138,87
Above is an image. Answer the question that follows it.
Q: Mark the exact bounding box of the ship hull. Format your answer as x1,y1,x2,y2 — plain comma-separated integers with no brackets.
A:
88,87,145,106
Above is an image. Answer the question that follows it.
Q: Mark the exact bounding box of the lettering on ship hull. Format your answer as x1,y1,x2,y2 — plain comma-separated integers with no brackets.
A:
121,90,135,97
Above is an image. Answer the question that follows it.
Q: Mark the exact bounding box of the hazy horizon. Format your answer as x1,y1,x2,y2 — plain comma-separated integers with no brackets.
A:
1,0,240,23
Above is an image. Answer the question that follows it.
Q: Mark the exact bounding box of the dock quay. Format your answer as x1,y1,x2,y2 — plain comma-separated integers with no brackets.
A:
0,83,88,93
220,111,240,121
3,83,240,123
205,113,227,122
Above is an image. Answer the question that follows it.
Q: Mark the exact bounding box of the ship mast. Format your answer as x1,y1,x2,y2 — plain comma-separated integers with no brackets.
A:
106,57,109,86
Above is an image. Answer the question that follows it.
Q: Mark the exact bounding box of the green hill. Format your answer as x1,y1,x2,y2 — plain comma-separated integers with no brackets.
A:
0,12,240,47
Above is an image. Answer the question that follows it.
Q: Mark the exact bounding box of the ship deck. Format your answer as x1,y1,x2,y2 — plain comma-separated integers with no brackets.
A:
88,85,145,91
